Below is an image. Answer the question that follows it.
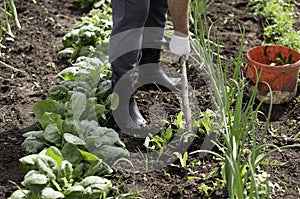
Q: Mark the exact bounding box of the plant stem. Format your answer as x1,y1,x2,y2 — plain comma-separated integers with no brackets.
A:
0,60,26,73
180,56,192,133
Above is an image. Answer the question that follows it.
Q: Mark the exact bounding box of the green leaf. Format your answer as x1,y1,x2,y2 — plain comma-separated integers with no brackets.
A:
93,145,128,160
173,111,183,128
86,127,120,146
62,29,80,48
41,187,65,199
36,157,56,180
61,143,83,166
21,137,45,154
57,160,74,189
78,149,99,162
19,154,38,173
77,120,99,138
62,118,78,135
49,85,69,100
37,155,58,169
78,45,94,57
64,185,84,198
22,131,46,154
109,92,119,110
8,190,30,199
33,100,65,123
22,171,48,186
19,154,37,166
71,92,87,120
106,92,119,110
58,67,89,81
95,104,106,119
45,146,64,165
72,163,85,180
59,160,73,180
82,160,102,177
23,130,44,139
57,47,75,57
96,80,112,100
78,176,111,188
78,176,112,198
63,133,86,145
44,124,62,145
40,112,64,132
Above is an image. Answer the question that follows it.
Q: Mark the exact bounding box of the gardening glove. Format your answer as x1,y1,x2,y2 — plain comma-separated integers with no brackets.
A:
169,35,190,61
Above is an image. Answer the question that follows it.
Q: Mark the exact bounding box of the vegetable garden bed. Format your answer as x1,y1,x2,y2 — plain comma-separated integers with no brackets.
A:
0,0,299,198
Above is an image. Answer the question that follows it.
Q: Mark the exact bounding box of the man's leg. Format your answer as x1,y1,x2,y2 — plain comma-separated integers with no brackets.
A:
109,0,150,128
138,0,181,89
109,0,149,78
139,0,168,65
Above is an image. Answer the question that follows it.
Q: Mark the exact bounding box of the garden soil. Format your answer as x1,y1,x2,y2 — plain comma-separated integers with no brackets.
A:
0,0,299,198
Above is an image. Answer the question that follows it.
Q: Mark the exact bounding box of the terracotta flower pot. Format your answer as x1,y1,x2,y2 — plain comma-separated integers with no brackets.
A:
246,45,300,104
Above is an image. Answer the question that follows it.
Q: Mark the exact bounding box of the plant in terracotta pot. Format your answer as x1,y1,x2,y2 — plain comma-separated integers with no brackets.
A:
246,45,300,104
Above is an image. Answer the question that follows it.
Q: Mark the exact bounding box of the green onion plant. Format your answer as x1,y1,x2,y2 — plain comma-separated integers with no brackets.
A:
0,0,20,51
189,0,299,198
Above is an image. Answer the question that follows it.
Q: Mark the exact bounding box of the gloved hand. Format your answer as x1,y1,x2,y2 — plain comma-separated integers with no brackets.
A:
169,35,190,60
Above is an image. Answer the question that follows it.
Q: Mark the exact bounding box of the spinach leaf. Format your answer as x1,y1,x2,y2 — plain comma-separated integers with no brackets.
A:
63,133,86,145
8,190,30,199
22,135,45,154
44,124,62,145
45,146,64,165
40,112,64,132
49,85,69,101
33,100,65,123
57,160,74,189
41,187,65,199
61,143,83,165
71,92,87,121
22,170,48,195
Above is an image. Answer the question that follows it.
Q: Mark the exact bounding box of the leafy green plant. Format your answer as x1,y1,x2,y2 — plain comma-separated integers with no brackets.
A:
22,51,126,171
248,0,300,51
9,146,113,199
171,151,188,168
22,93,125,158
59,8,112,62
144,111,184,151
194,109,216,135
275,52,293,65
8,1,142,198
197,167,224,197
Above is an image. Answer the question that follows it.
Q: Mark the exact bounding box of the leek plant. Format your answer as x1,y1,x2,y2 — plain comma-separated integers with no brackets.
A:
0,0,22,71
189,0,299,198
0,0,20,36
0,0,20,52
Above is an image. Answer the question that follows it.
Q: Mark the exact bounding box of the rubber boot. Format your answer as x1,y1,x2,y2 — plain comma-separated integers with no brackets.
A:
138,48,181,89
111,71,146,129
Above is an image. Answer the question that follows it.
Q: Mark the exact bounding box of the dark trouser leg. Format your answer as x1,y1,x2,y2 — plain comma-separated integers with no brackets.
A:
138,0,181,89
109,0,150,128
139,0,168,65
109,0,150,78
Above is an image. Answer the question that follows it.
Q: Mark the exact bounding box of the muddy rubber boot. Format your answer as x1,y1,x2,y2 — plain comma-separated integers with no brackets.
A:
136,62,181,90
129,97,146,126
138,49,181,89
111,72,146,129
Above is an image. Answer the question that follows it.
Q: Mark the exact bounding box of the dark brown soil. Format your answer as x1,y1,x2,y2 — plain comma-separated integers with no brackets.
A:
0,0,299,198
